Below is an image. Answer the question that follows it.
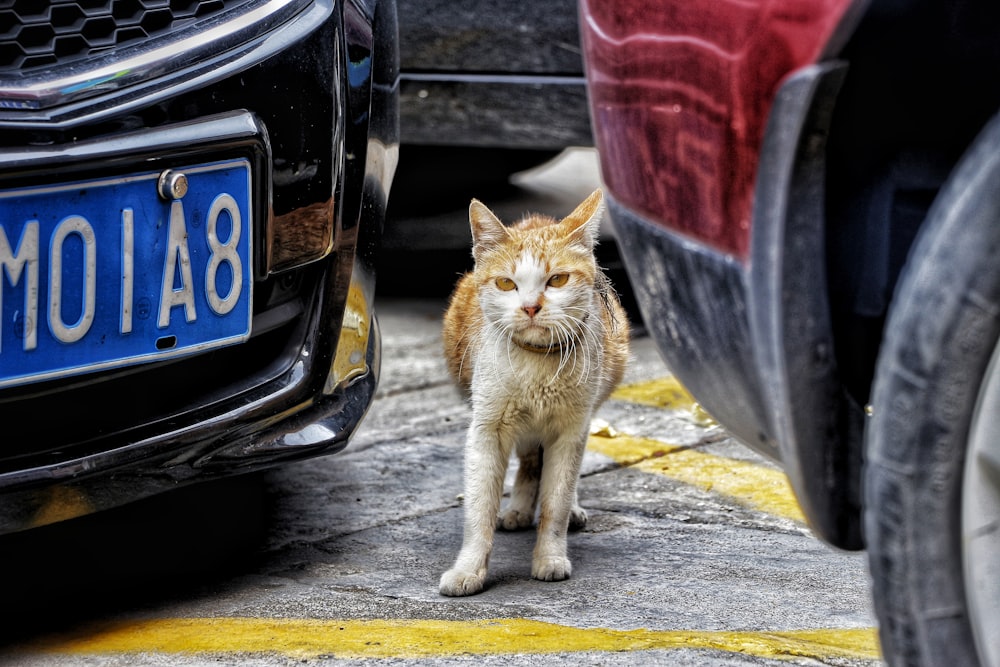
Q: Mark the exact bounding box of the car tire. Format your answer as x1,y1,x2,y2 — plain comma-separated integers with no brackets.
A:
864,112,1000,667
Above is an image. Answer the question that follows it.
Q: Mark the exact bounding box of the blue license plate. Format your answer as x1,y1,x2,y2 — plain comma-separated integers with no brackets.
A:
0,159,253,389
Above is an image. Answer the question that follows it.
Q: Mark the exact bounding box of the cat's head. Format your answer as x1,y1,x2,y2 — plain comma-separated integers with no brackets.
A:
468,189,604,349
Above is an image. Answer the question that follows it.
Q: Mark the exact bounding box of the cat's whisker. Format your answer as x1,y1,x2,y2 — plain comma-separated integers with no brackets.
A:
556,311,595,381
505,327,518,375
455,323,483,389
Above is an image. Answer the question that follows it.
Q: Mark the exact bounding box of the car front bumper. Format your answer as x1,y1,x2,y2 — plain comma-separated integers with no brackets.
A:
0,0,399,533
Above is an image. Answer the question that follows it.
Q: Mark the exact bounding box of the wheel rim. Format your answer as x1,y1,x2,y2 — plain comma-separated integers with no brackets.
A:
964,339,1000,667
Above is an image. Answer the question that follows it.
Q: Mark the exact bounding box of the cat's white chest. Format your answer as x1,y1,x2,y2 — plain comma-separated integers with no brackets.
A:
472,340,601,426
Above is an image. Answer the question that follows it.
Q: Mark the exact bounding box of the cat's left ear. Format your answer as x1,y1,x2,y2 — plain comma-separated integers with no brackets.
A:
562,188,604,249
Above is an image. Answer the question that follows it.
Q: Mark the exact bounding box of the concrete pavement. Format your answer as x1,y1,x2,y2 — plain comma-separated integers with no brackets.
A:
2,148,882,666
4,296,881,666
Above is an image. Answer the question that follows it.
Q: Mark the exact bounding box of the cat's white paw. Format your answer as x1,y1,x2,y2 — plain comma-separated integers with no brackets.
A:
532,556,572,582
569,506,588,530
497,508,534,531
439,568,486,596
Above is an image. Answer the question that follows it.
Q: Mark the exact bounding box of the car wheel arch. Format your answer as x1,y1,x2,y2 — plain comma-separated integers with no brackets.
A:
748,60,865,550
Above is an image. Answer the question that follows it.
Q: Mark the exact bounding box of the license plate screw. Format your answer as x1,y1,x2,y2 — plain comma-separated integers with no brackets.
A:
157,169,188,200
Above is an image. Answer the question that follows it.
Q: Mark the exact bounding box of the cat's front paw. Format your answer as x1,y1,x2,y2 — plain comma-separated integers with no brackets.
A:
497,508,534,531
532,556,572,582
439,568,486,596
569,506,588,531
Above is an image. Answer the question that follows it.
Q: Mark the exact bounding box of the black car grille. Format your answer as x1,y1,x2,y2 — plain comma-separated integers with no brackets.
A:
0,0,257,72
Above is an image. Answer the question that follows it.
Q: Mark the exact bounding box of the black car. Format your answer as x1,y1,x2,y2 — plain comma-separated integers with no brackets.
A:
0,0,398,534
582,1,1000,666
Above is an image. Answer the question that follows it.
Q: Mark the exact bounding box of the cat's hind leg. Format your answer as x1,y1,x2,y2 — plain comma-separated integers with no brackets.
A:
498,443,540,531
532,431,587,582
569,489,589,531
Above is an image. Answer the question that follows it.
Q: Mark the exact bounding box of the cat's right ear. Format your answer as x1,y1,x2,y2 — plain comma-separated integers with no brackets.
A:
469,199,509,259
562,188,604,250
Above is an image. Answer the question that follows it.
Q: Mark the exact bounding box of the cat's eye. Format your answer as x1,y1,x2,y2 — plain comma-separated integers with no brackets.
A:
547,273,569,288
496,277,517,291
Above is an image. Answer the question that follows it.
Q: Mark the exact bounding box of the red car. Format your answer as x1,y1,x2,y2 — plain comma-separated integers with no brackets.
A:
581,1,1000,666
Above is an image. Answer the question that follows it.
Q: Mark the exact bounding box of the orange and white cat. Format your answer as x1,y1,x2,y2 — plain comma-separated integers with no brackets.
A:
439,189,629,596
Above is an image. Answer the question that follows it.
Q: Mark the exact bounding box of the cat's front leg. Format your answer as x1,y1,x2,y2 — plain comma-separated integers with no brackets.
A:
440,425,511,596
532,430,588,582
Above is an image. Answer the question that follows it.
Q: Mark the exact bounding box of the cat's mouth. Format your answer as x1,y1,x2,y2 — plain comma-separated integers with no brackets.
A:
512,329,571,354
516,321,550,336
514,323,566,347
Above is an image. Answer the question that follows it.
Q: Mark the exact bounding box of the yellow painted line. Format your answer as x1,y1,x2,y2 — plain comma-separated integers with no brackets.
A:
17,617,880,662
587,433,805,524
587,431,805,525
601,376,805,523
612,376,716,425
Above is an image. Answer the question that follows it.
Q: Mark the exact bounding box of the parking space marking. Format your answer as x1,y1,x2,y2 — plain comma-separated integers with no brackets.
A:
20,617,880,662
611,376,716,425
595,376,806,523
587,432,806,524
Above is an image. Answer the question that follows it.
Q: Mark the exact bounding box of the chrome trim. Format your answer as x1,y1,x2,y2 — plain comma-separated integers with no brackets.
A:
0,0,324,127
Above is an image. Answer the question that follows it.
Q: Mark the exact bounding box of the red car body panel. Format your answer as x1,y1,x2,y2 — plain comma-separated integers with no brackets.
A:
581,0,866,548
582,0,853,258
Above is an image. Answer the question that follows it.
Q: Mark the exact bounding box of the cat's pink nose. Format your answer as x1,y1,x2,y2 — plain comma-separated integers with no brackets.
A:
522,304,541,318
